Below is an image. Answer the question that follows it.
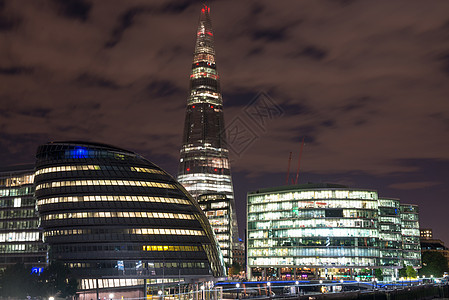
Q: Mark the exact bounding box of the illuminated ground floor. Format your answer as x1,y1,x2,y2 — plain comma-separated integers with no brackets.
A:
248,266,400,281
77,279,221,300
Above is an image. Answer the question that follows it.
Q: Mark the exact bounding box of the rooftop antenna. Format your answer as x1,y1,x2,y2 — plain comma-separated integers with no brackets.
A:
294,137,305,185
285,152,292,185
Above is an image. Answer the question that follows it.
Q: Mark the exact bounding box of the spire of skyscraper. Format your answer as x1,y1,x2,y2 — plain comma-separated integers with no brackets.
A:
177,4,238,266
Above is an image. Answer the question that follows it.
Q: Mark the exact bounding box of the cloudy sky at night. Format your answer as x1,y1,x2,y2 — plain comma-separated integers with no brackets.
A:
1,0,449,241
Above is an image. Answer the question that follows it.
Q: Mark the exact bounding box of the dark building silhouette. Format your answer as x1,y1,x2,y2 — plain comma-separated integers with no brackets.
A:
35,141,225,294
177,5,238,265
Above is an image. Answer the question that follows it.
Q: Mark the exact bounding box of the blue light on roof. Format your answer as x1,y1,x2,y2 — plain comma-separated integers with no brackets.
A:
69,147,88,158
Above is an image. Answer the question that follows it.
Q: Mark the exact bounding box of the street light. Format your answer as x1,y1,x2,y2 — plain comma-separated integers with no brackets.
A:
295,281,299,295
319,280,323,293
200,285,205,300
109,293,114,300
236,283,240,299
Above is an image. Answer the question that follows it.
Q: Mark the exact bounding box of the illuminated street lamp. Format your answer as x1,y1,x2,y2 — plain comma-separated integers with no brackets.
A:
319,280,323,293
236,283,240,299
295,281,299,295
200,285,205,300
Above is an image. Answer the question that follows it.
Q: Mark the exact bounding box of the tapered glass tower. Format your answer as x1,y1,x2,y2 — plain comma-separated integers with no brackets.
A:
178,5,238,265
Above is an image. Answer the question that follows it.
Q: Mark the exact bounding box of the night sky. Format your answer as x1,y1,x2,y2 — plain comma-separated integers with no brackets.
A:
1,1,449,243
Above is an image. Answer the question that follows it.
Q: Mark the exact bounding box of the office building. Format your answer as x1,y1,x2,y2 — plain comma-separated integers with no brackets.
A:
177,5,238,265
198,194,233,264
378,198,402,277
35,141,225,296
400,204,421,267
0,166,46,271
247,183,421,280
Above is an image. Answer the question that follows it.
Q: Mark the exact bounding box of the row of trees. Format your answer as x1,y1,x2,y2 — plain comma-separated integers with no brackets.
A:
0,262,77,298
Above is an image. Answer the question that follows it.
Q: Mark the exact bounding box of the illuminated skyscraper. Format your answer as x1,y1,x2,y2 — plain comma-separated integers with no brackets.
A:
177,5,238,265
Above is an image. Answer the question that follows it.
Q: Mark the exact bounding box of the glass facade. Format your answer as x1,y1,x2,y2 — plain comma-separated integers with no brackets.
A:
35,142,225,290
400,204,421,267
378,198,402,278
177,5,238,266
247,184,421,280
198,194,232,262
0,166,46,271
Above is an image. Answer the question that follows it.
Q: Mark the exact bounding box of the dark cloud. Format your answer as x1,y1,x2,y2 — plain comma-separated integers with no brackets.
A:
76,73,121,89
247,47,264,56
160,1,196,14
104,1,198,48
429,112,449,130
329,0,357,6
105,6,152,48
52,0,92,22
223,91,260,108
0,1,21,31
281,103,311,116
299,46,328,61
18,108,52,118
388,181,441,190
250,3,264,16
321,119,336,128
146,79,182,98
339,96,373,112
251,26,289,42
0,66,33,75
438,52,449,77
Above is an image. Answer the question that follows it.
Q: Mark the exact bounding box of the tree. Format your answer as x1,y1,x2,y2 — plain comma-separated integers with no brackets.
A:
406,266,417,278
419,251,449,278
0,263,40,298
398,265,407,278
374,269,384,281
229,262,242,276
39,261,77,298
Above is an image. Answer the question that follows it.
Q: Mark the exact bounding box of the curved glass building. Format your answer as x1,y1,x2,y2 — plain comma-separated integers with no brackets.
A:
35,142,225,292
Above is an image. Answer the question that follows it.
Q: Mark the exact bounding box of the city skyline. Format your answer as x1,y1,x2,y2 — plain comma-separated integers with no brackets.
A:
0,1,449,243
